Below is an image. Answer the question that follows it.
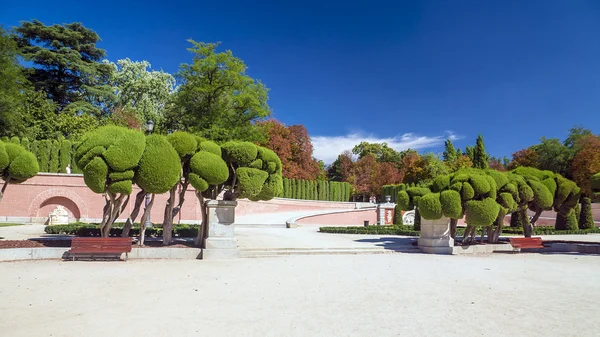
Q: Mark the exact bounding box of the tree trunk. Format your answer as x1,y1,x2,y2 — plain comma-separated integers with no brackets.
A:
520,210,533,238
0,177,11,202
194,193,208,247
530,209,543,227
122,190,146,237
450,218,458,239
99,195,112,238
138,194,155,246
162,187,177,245
103,194,126,237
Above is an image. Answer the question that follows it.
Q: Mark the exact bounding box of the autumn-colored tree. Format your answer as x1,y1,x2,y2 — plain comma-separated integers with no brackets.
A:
488,157,507,172
257,120,323,180
571,135,600,197
508,148,539,170
399,149,424,184
353,154,379,199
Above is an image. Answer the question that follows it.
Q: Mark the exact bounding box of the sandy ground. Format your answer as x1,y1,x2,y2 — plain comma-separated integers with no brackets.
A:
1,254,599,337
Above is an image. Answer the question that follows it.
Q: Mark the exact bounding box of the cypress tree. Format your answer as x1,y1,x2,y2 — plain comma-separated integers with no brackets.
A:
38,140,50,172
394,204,403,226
414,208,421,231
291,179,297,199
472,135,489,169
578,198,595,230
59,140,71,173
49,140,60,172
443,139,457,163
296,180,302,199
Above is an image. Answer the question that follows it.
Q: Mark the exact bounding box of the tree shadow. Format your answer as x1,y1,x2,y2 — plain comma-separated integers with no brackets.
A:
354,237,419,251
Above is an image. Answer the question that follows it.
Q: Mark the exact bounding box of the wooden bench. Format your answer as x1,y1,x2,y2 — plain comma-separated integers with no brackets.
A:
509,237,544,250
68,237,132,261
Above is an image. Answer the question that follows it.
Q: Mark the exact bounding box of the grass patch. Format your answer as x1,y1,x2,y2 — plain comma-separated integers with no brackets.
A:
0,223,26,228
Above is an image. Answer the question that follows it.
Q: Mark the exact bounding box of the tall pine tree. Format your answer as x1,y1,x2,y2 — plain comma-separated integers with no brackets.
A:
443,139,457,163
472,135,489,169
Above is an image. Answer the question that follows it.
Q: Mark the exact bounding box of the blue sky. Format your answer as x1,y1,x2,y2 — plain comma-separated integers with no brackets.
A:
3,0,600,163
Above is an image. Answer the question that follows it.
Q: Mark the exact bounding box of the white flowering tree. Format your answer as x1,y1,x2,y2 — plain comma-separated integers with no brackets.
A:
105,58,176,130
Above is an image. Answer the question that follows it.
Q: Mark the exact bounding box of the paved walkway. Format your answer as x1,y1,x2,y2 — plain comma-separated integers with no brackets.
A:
234,209,354,226
1,254,599,337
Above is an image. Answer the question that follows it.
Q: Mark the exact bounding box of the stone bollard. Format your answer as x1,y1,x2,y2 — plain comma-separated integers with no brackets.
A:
377,202,395,225
202,200,239,259
418,216,454,254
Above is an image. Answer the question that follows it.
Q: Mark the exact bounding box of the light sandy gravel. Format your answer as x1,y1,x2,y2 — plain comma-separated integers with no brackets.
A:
1,253,599,337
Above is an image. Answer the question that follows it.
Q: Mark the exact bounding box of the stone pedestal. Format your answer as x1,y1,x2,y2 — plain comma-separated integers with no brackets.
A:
202,200,239,259
377,203,395,225
48,205,69,225
418,216,454,254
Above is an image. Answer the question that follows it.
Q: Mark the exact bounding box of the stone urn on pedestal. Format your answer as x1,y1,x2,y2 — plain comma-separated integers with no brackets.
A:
202,200,239,259
418,216,454,254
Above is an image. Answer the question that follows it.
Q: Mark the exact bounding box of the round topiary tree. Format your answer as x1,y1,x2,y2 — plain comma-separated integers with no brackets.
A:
0,141,39,201
191,141,283,246
578,197,595,230
74,126,146,237
591,172,600,201
134,135,182,245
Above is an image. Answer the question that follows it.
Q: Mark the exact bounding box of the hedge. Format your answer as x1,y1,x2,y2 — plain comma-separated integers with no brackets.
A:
49,140,60,173
319,225,600,236
281,178,351,202
44,223,199,237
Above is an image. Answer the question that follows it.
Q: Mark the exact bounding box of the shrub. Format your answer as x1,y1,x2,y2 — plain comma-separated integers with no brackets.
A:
431,175,450,192
394,204,403,225
167,131,197,158
7,151,39,181
199,140,222,157
136,135,181,194
397,190,410,210
579,197,595,230
236,167,269,198
461,182,475,200
190,151,229,185
465,198,500,227
528,180,554,209
468,175,491,197
440,190,462,219
221,141,258,165
418,193,442,220
414,208,421,231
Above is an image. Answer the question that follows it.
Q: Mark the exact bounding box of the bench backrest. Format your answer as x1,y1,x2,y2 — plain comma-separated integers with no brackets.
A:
71,237,133,252
509,237,542,244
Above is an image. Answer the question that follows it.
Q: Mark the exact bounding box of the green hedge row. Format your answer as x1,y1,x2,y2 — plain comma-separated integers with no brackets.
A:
3,137,81,174
320,225,600,236
282,178,351,202
44,223,198,237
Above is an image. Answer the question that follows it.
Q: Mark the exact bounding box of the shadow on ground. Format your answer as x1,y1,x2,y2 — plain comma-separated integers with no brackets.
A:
354,237,418,251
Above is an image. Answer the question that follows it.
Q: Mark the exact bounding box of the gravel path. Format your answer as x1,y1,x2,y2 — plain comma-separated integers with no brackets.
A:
1,253,599,337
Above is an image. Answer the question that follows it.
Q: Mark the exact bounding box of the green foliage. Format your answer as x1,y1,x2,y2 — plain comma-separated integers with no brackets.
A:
76,126,146,195
59,140,72,173
6,151,39,182
528,180,554,209
431,175,450,192
167,131,197,158
21,138,30,152
253,174,283,200
14,20,114,118
166,40,271,143
44,223,199,238
320,225,420,236
221,141,258,166
397,190,411,210
498,193,518,213
109,170,135,182
38,140,50,172
440,190,463,219
414,208,421,231
592,172,600,200
49,140,60,172
465,198,500,227
190,151,229,185
472,135,489,169
4,143,26,162
443,139,457,163
199,141,221,157
83,157,109,193
10,136,20,144
468,175,491,197
189,174,209,192
236,167,269,199
578,197,595,230
0,143,8,171
135,135,181,194
394,204,403,225
417,193,443,220
461,182,475,200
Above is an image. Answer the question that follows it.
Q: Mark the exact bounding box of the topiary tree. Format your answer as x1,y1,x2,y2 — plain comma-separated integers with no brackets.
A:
578,197,594,230
0,141,39,201
591,172,600,201
74,126,146,237
190,141,282,246
135,134,181,245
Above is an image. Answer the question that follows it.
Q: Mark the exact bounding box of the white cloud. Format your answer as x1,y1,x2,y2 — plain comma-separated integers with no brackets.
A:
312,131,461,164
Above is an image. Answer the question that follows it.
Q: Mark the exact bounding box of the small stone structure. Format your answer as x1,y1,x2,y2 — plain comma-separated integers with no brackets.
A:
377,202,395,225
418,216,454,254
48,205,69,225
202,200,239,259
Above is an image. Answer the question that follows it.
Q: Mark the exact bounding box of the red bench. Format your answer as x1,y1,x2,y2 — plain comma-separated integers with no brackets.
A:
68,237,132,261
509,237,544,250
